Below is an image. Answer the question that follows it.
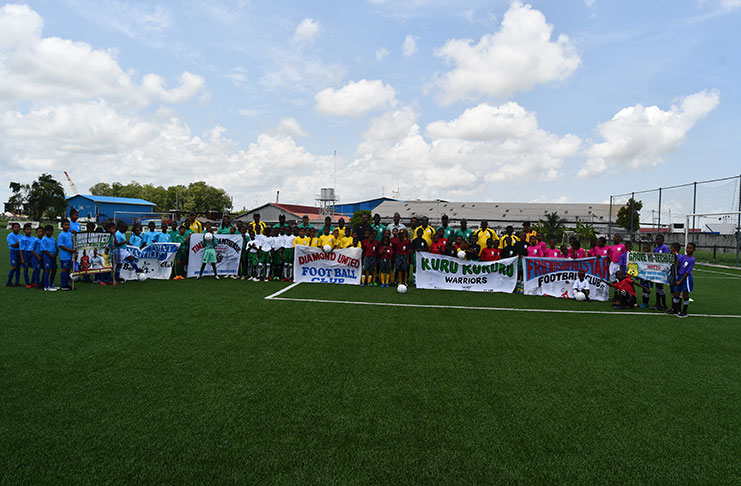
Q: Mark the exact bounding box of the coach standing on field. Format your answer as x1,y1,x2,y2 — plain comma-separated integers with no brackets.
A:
354,213,372,241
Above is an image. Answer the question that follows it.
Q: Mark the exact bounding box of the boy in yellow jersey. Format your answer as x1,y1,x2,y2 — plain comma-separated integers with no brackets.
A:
293,227,311,247
522,221,537,243
318,225,336,249
473,220,498,256
331,228,341,248
307,227,321,247
339,227,355,248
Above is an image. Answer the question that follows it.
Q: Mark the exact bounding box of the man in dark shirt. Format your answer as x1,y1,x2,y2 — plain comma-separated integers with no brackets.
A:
513,231,530,257
353,213,372,245
500,236,517,259
465,234,480,261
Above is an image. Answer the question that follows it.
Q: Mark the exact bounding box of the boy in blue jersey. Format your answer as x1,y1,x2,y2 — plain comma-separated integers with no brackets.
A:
57,219,74,291
129,223,145,248
7,222,22,287
113,221,142,282
651,234,671,311
69,209,81,234
40,224,58,291
32,226,44,289
156,222,171,243
667,242,696,318
141,221,158,246
19,223,38,287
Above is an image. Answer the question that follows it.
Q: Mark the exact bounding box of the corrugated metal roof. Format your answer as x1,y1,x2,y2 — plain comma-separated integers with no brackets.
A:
374,200,611,224
67,195,156,206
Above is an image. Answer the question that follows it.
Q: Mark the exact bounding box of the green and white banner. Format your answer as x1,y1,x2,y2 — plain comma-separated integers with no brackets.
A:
626,251,676,284
414,253,519,293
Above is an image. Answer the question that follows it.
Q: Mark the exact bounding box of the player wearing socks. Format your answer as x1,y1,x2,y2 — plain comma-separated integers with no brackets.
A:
40,225,58,291
651,234,670,311
19,223,37,287
6,222,22,287
667,242,695,318
361,230,379,287
608,234,626,282
57,219,74,290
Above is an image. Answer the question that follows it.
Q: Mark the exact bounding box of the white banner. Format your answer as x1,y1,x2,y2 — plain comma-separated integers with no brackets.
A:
523,257,611,301
626,252,676,284
414,253,519,293
120,243,179,280
293,245,362,285
187,234,243,278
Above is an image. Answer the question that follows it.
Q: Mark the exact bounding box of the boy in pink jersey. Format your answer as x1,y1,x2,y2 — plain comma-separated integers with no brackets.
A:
609,234,626,282
544,239,563,258
526,236,543,257
591,237,611,258
568,240,586,259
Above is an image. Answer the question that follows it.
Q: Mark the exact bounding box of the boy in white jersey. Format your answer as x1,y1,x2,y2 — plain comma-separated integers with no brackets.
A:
281,227,296,281
255,228,273,282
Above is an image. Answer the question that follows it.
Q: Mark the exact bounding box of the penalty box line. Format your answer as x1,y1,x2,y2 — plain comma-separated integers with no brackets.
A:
265,285,741,319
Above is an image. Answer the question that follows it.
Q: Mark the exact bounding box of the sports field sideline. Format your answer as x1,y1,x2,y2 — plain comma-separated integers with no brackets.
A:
1,238,740,483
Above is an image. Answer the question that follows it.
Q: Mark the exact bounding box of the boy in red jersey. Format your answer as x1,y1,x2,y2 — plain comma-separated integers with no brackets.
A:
361,229,379,287
480,238,500,261
392,229,411,286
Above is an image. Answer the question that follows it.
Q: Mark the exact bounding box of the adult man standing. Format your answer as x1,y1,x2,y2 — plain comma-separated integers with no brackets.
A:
353,213,372,243
454,219,473,243
473,221,498,256
522,222,536,243
418,216,435,246
335,217,349,237
248,213,267,235
370,213,386,242
297,215,313,231
186,212,203,234
437,214,455,242
386,213,406,235
273,214,289,230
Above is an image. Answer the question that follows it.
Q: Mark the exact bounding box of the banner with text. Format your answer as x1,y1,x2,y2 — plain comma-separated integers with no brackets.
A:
626,251,676,284
187,234,243,278
523,257,610,301
294,245,362,285
121,243,179,280
72,232,113,276
415,253,519,293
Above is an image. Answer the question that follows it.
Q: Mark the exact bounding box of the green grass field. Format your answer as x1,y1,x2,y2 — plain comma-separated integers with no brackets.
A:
1,229,740,484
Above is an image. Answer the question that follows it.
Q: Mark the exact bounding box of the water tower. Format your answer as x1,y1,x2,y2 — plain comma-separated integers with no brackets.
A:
317,188,338,216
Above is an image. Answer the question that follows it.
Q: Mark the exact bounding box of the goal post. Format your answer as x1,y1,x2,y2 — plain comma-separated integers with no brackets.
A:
684,211,741,266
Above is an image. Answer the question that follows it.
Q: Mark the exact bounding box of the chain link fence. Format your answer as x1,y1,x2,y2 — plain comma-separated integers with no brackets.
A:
609,175,741,267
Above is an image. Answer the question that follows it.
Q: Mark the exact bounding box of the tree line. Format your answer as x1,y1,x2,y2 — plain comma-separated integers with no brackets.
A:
7,174,233,219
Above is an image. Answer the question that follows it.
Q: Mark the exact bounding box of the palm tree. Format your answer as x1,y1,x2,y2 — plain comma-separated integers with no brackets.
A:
536,212,565,242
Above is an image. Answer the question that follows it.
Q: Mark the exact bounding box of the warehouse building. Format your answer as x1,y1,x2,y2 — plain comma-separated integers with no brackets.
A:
66,195,155,224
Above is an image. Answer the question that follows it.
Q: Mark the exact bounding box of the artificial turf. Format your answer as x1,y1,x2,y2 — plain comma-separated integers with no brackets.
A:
1,229,740,484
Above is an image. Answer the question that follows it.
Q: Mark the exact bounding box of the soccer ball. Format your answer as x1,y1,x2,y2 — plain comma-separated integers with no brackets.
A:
397,284,407,294
323,244,332,253
457,250,466,260
574,291,586,301
137,273,147,282
204,232,214,242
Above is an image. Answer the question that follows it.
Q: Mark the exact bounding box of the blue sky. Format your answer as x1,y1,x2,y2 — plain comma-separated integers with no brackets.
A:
1,0,739,211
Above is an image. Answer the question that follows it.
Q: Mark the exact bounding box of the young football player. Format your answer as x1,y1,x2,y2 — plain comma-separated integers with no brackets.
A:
197,229,219,280
6,222,22,287
544,239,562,258
480,238,500,262
361,229,379,287
392,229,411,286
526,236,543,257
572,270,590,300
667,242,695,318
609,233,626,282
40,224,58,291
19,223,37,287
651,234,671,311
141,221,158,246
378,235,394,287
57,219,74,290
129,224,145,248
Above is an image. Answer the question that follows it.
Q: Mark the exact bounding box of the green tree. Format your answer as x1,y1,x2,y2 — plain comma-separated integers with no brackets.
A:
535,212,565,242
616,198,642,232
349,209,372,227
12,174,66,220
88,181,231,213
571,219,597,247
8,181,30,214
89,182,113,196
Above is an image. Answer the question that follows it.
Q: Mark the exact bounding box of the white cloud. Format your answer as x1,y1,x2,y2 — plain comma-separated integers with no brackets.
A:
63,0,173,46
349,101,581,199
0,3,204,109
275,117,309,138
579,90,720,177
433,1,580,105
585,0,596,6
402,35,418,57
375,47,390,61
315,79,398,117
292,17,320,45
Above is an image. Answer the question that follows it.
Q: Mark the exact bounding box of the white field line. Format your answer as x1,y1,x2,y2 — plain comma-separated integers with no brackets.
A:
266,296,741,319
264,281,302,300
694,268,741,279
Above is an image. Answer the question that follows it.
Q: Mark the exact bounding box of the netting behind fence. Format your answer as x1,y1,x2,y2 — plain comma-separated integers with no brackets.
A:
610,175,741,266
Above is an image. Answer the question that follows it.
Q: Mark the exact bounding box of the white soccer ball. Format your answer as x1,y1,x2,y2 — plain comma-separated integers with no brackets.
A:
457,250,466,260
574,291,586,301
323,244,332,253
204,232,214,242
137,273,147,282
397,284,407,294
